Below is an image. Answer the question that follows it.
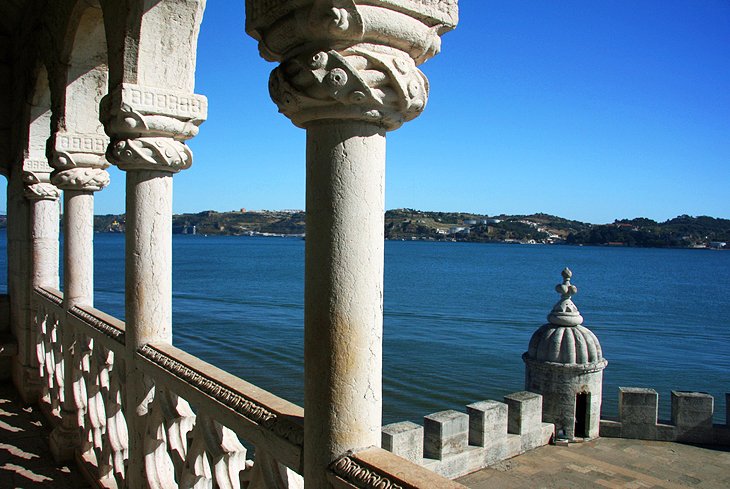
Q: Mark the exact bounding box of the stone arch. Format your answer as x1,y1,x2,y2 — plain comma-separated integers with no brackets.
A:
27,65,52,163
58,0,108,137
103,0,206,92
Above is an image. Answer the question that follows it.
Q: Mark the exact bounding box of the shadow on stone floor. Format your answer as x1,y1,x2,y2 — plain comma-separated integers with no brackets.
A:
0,384,89,489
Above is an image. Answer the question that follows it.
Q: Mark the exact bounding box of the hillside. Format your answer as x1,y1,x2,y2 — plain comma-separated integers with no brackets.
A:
91,210,730,249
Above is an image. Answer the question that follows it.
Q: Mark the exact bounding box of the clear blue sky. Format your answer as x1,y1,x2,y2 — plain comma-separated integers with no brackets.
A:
30,2,730,223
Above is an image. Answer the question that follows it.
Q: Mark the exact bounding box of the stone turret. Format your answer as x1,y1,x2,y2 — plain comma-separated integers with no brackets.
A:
523,268,608,441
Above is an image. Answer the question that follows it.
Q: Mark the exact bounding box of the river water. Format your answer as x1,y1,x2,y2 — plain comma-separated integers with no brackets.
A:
4,232,729,425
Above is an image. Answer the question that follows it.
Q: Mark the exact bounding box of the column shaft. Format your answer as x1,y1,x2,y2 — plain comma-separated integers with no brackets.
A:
125,169,173,488
50,189,93,461
31,199,60,289
6,171,37,400
63,190,94,308
304,121,386,486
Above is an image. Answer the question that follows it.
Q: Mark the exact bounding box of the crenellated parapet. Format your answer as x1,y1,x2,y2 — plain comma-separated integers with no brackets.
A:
600,388,730,446
382,390,554,480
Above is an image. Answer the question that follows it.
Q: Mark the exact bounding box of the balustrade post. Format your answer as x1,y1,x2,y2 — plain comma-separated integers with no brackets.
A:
49,134,110,461
101,83,207,488
246,1,457,485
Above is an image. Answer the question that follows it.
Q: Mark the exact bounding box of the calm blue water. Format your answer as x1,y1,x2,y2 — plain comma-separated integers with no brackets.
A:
3,232,728,425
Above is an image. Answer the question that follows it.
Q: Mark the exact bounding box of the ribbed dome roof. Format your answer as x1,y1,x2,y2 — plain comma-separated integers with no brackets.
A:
524,268,605,365
527,323,603,364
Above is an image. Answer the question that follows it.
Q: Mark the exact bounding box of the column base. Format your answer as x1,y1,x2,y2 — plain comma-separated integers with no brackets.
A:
12,363,42,404
50,409,80,463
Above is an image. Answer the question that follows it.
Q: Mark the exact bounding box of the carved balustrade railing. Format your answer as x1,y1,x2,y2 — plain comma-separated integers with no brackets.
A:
35,287,64,419
32,286,305,488
31,286,463,488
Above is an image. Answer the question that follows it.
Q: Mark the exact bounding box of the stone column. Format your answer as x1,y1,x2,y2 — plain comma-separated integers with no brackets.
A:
246,2,457,485
7,167,35,401
49,134,110,461
23,172,61,291
8,160,60,402
101,83,207,488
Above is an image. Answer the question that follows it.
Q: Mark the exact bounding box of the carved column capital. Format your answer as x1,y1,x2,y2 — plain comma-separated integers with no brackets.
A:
49,132,111,192
269,44,429,129
101,84,207,173
51,167,110,192
247,0,458,130
22,160,60,201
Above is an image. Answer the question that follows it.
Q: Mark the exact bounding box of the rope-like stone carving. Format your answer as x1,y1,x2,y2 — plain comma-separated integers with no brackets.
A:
138,345,304,446
23,171,60,200
270,45,428,130
330,455,404,489
51,167,110,192
108,137,192,172
34,287,63,307
69,306,125,344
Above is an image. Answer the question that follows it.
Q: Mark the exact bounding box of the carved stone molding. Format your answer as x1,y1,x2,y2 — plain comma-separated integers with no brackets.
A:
248,0,457,130
138,345,304,447
107,137,192,173
51,167,110,192
50,132,111,171
23,170,60,201
100,84,207,172
69,306,125,344
246,0,458,65
270,44,429,129
101,84,207,141
34,286,64,308
330,455,403,489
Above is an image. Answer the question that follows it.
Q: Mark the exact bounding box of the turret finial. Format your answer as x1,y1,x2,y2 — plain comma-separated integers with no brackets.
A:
548,267,584,326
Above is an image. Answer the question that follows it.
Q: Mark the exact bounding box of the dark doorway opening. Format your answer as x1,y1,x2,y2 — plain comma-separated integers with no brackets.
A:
575,392,589,438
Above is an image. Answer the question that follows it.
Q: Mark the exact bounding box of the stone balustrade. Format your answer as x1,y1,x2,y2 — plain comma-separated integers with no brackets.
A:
600,387,730,446
31,285,463,488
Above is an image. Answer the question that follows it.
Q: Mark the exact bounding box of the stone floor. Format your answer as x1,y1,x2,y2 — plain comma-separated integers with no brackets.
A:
458,437,730,489
0,383,89,489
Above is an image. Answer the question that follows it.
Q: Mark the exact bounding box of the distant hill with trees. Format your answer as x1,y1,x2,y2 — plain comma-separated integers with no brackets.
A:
91,210,730,249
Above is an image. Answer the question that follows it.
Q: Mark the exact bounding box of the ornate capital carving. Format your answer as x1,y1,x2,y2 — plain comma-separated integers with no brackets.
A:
22,162,60,201
270,44,428,129
246,0,457,64
247,0,457,130
101,84,207,141
108,137,192,173
101,84,207,172
50,132,111,171
51,167,110,192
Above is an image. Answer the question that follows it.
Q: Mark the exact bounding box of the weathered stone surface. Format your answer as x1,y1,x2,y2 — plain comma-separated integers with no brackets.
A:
671,391,714,443
619,387,658,425
505,391,542,436
467,400,507,447
424,410,469,460
382,421,423,463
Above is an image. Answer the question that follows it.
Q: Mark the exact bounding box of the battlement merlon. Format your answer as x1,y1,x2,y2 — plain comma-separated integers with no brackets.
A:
601,388,730,446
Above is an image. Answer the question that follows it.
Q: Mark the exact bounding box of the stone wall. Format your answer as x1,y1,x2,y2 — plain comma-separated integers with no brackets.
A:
600,387,730,446
382,391,554,479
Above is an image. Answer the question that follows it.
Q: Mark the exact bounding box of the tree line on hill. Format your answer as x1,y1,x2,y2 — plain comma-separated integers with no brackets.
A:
88,210,730,249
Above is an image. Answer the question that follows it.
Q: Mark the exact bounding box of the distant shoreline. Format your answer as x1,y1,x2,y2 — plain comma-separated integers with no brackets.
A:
2,209,725,251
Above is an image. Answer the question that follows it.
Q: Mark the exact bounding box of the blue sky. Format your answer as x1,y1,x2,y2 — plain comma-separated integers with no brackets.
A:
26,2,730,223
